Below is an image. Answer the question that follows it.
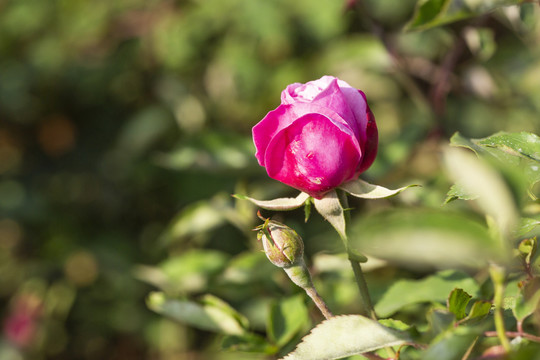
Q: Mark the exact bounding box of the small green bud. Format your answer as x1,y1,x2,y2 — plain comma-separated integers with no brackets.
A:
255,214,314,290
257,219,304,268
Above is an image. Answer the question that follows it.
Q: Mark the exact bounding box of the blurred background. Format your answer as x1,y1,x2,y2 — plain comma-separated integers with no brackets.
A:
1,0,539,359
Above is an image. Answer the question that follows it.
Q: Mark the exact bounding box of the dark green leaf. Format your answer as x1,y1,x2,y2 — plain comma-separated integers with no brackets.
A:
421,325,482,360
405,0,469,31
222,333,276,354
427,309,455,336
461,300,491,324
406,0,531,31
447,288,472,321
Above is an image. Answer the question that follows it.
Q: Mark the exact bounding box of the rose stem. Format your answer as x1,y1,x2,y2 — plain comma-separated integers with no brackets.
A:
304,286,334,320
338,190,377,321
489,263,511,353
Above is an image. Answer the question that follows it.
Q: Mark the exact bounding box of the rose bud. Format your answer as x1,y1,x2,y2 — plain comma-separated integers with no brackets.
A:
255,217,313,289
257,219,304,268
252,75,378,199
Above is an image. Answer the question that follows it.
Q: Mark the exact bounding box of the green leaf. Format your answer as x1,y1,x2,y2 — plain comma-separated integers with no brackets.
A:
421,325,482,360
444,146,519,240
427,309,456,336
147,292,248,335
518,237,537,264
516,218,540,237
447,288,472,321
313,190,346,241
375,270,479,317
160,250,229,293
159,196,230,244
349,208,503,270
513,278,540,322
405,0,467,31
220,251,277,285
280,315,409,360
450,131,540,192
476,131,540,162
444,183,479,204
222,333,276,354
304,197,312,223
268,295,309,347
461,300,491,324
405,0,531,31
234,192,310,211
339,179,419,199
134,250,229,293
378,318,412,332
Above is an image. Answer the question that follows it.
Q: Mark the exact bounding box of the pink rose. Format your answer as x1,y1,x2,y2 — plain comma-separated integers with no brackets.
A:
253,76,378,199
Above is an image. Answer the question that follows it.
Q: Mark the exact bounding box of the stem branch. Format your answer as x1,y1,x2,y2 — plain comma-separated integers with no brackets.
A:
489,264,511,352
305,287,334,320
337,190,377,320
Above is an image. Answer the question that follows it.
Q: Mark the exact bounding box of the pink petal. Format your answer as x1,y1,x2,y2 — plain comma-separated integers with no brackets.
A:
355,95,378,174
337,83,369,145
253,102,359,167
264,113,361,198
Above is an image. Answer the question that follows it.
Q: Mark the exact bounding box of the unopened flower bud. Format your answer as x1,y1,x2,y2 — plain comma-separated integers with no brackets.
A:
256,217,313,289
257,220,304,268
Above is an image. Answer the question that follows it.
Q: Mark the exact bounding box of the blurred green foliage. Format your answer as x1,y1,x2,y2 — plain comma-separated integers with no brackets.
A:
1,0,540,359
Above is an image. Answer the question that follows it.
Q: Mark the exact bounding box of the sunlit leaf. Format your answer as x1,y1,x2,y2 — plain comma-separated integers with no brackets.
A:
159,197,230,244
234,192,310,211
406,0,530,31
313,190,346,241
444,146,519,240
444,183,479,204
220,251,277,285
450,132,540,193
349,208,503,269
516,219,540,237
476,132,540,162
375,270,479,317
158,250,229,293
281,315,409,360
339,178,418,199
147,292,248,335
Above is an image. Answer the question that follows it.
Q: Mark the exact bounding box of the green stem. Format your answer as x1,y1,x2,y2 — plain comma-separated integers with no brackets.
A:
305,287,334,320
284,260,334,320
350,259,377,320
337,190,377,321
489,264,511,353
